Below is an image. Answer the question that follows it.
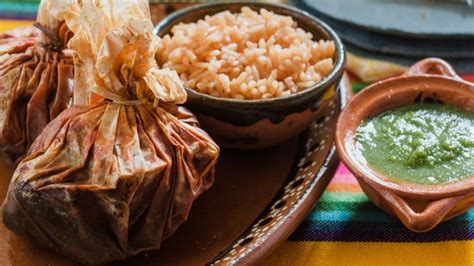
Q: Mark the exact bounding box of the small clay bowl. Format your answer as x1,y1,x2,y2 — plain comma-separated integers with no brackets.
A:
155,2,345,149
335,58,474,232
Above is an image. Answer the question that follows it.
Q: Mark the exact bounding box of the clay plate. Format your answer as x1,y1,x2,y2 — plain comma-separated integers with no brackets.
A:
0,75,349,265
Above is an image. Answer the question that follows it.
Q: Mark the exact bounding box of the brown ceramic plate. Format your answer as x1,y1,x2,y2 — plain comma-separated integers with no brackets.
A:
0,76,348,265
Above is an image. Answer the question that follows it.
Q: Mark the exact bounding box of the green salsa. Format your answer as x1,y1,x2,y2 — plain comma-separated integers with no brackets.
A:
356,102,474,185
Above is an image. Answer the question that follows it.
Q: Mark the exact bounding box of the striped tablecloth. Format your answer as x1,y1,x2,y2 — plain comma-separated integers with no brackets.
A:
1,2,474,265
265,164,474,266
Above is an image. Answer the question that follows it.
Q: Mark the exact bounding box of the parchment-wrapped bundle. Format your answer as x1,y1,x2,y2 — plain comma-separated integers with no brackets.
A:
0,26,38,55
0,0,77,164
2,0,219,264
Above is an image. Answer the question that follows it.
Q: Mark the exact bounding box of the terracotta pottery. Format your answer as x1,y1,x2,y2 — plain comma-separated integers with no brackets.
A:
336,58,474,233
149,3,195,25
0,75,349,265
154,2,345,149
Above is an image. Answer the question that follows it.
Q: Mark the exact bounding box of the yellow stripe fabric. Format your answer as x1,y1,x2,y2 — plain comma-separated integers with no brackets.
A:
0,20,34,32
264,241,474,266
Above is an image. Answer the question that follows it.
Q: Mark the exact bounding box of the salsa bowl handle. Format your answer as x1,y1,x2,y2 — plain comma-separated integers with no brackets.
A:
402,57,461,80
379,189,462,232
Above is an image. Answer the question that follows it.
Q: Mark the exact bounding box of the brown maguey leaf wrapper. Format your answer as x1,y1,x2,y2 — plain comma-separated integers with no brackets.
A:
2,0,219,264
0,0,77,164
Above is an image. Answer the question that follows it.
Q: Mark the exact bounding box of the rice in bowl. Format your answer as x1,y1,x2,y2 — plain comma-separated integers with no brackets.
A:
157,6,335,100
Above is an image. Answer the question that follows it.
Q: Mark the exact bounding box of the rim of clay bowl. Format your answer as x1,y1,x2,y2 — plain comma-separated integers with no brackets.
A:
154,2,346,110
335,58,474,200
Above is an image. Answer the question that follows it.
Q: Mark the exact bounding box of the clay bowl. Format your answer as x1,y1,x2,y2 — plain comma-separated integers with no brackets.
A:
335,58,474,232
155,2,345,149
